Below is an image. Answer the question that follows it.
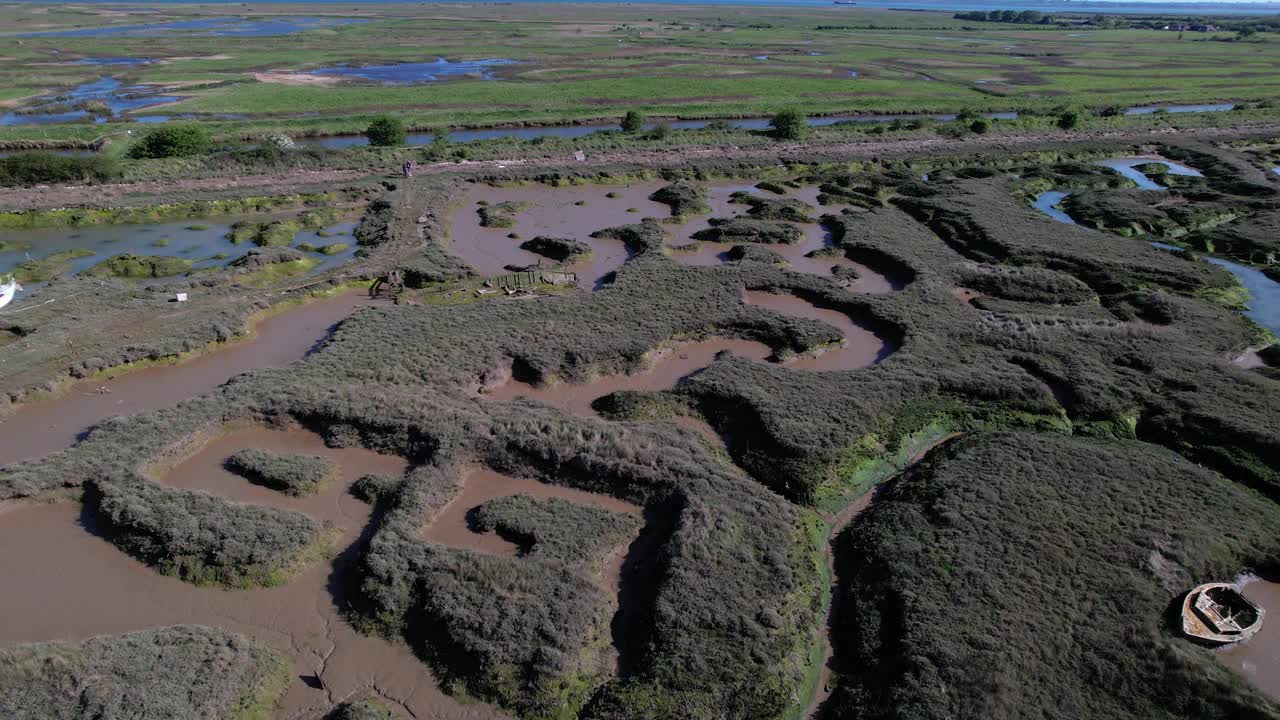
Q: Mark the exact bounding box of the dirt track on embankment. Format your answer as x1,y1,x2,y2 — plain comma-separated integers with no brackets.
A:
5,123,1279,212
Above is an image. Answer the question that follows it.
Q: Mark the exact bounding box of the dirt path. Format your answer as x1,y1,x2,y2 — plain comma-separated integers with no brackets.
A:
2,169,371,211
7,123,1278,213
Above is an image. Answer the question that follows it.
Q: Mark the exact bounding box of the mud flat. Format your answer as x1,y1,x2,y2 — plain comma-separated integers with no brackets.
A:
420,467,641,588
0,426,508,720
448,182,668,288
0,291,380,467
484,337,773,417
743,290,893,370
1217,577,1280,701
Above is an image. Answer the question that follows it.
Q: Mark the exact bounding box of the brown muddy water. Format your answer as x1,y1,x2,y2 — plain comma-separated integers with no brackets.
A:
665,184,904,294
447,182,905,292
743,290,893,371
484,338,773,417
448,182,669,289
0,291,380,467
0,426,508,720
1217,577,1280,701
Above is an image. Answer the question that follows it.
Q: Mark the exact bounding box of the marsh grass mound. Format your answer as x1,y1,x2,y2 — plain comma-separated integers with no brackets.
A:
471,493,641,568
350,473,401,504
0,625,288,720
92,479,324,587
827,432,1280,720
226,220,300,247
650,181,710,217
691,218,803,244
229,247,304,268
226,448,335,496
519,236,592,264
81,254,192,279
731,192,816,222
478,200,529,228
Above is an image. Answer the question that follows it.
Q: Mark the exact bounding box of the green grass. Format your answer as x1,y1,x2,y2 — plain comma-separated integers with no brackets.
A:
0,3,1277,147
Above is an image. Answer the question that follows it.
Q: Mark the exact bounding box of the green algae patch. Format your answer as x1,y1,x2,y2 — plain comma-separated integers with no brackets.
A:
81,254,193,279
11,248,94,283
478,200,530,228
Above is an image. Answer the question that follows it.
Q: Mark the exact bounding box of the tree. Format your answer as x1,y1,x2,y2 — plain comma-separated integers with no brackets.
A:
365,115,406,147
127,125,211,159
1057,109,1085,130
621,110,645,134
769,108,807,140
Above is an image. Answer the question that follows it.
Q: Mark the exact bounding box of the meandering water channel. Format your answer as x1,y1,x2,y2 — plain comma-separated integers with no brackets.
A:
0,290,380,467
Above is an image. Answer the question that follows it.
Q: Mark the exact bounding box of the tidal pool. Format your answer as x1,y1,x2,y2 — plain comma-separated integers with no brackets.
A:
1096,157,1202,191
0,77,180,126
0,426,510,720
0,217,358,290
448,182,669,288
311,58,517,84
1217,577,1280,701
666,184,905,292
484,337,774,417
0,290,381,467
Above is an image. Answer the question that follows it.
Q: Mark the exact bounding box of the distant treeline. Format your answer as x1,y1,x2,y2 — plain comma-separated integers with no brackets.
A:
954,10,1280,33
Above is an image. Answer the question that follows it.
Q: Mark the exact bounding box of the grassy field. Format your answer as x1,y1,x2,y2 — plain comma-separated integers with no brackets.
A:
1,2,1279,145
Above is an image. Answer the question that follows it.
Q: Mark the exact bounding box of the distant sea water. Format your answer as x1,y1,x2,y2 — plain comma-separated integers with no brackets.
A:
37,0,1280,15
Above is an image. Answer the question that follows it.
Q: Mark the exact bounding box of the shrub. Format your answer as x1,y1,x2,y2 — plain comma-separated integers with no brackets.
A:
263,132,295,150
969,117,992,134
226,448,335,496
365,115,406,147
649,122,672,141
127,125,212,159
1057,108,1085,130
0,151,119,187
621,110,646,133
770,108,808,140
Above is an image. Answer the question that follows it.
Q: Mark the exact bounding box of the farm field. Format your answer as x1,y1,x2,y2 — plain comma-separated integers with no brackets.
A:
1,2,1280,146
0,3,1279,720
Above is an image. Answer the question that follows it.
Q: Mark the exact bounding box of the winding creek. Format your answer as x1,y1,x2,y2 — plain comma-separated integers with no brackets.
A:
1030,158,1280,339
0,290,380,467
1,164,1272,717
